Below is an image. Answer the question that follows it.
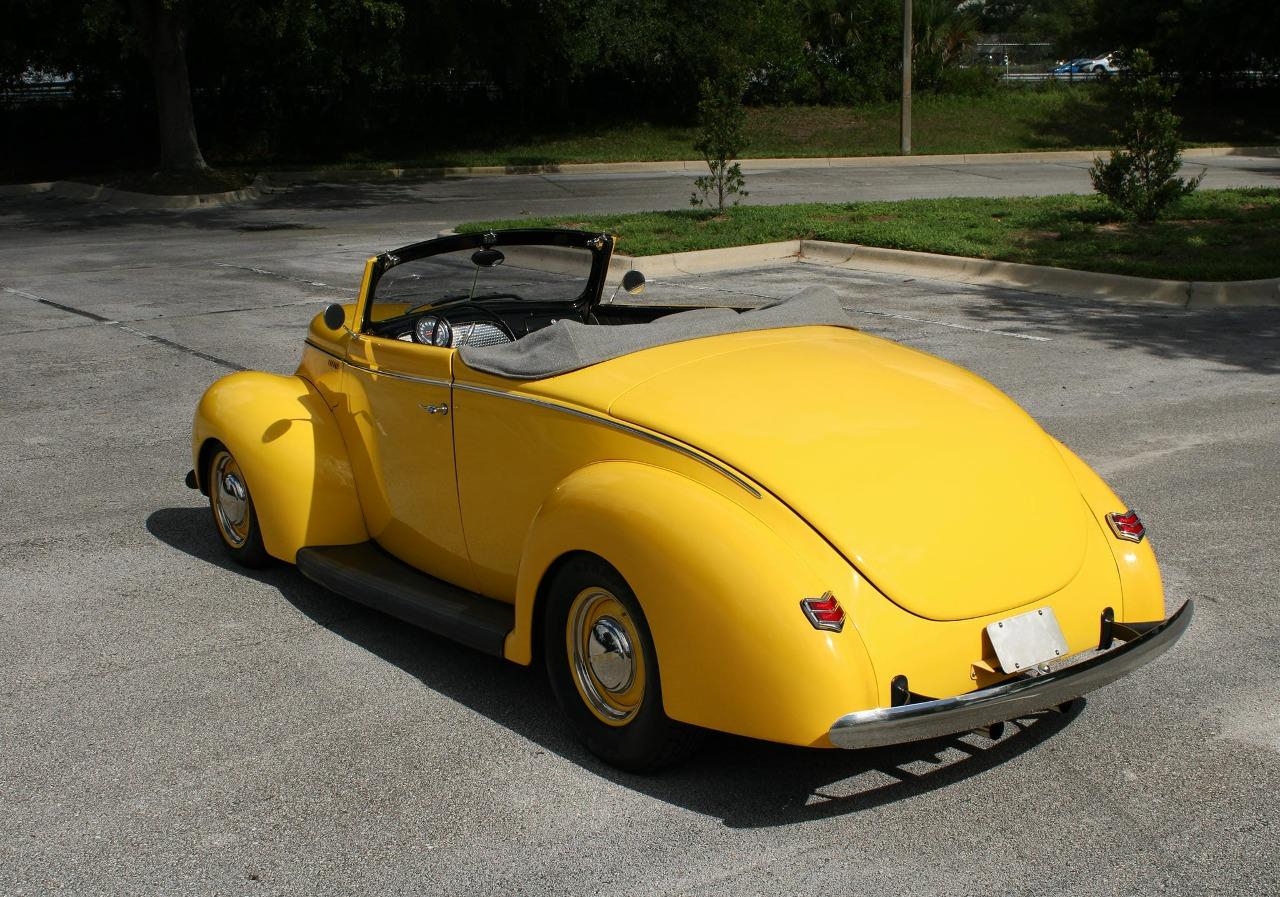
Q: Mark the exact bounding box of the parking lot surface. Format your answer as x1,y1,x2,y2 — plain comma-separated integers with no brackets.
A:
2,183,1278,896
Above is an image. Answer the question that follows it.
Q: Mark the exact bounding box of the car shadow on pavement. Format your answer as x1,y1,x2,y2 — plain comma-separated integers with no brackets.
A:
147,504,1082,829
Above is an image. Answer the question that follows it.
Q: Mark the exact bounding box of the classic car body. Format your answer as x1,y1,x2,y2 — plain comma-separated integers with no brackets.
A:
189,228,1190,769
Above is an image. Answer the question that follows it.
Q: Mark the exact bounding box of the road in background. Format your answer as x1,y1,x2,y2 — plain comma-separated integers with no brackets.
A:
1,179,1278,896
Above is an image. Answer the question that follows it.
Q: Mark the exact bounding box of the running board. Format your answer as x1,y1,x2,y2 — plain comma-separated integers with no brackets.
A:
296,542,514,657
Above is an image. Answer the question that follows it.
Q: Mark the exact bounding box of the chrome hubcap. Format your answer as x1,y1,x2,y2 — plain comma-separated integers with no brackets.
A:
568,588,644,725
211,451,250,547
587,617,635,693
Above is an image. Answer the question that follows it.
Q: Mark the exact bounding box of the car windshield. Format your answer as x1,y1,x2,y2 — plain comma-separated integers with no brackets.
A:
368,244,595,324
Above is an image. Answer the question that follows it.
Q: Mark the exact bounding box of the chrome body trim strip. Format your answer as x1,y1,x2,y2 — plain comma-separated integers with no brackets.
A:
343,358,451,389
454,381,762,498
828,600,1193,750
338,356,762,498
303,338,345,362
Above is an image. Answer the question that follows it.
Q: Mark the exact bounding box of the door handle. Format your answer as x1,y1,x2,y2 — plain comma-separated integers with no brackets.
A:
420,402,449,416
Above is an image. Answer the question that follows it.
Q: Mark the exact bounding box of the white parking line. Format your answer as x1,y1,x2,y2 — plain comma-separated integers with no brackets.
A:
851,308,1052,341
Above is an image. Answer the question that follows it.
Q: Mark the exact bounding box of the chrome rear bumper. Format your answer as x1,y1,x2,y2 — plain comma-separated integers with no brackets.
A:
829,601,1193,750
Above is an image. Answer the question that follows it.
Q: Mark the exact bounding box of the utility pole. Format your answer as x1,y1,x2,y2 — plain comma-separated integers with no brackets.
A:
900,0,912,155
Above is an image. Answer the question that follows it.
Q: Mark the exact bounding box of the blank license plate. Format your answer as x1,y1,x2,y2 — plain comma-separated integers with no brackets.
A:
986,607,1069,673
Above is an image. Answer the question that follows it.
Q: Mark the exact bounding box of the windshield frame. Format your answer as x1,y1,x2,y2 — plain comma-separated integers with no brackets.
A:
360,228,614,334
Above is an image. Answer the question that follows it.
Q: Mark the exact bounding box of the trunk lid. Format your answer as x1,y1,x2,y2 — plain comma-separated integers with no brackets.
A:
605,327,1087,621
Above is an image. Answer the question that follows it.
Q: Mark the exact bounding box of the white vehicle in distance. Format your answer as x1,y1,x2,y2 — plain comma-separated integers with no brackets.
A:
1080,51,1121,74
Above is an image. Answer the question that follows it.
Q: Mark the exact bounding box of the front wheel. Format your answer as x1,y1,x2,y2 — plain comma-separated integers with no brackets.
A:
544,555,700,772
207,445,271,568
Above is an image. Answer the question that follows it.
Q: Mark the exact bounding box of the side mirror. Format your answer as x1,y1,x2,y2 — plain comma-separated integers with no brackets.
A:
621,270,646,295
323,303,347,332
607,269,647,305
471,248,505,268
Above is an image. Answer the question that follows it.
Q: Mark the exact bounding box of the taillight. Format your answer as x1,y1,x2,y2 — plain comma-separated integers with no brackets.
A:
1106,510,1146,543
800,592,845,632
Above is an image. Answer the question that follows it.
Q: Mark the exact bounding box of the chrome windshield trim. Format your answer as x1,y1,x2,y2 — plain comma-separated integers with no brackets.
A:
829,600,1193,750
339,358,761,498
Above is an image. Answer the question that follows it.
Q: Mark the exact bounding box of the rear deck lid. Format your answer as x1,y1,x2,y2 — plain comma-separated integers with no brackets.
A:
607,327,1087,621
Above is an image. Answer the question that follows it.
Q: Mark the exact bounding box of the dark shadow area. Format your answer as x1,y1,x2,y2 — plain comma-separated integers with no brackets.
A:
957,291,1280,375
0,179,466,236
147,504,1081,828
1024,87,1121,150
1025,86,1280,152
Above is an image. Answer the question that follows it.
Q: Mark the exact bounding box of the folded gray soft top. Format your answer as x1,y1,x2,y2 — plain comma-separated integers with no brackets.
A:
458,286,855,379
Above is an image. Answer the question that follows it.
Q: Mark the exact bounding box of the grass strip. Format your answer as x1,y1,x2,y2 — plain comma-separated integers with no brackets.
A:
254,87,1274,172
459,188,1280,282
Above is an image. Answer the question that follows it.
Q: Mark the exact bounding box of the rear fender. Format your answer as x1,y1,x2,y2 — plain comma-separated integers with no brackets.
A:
192,371,367,562
1053,440,1165,622
506,461,877,747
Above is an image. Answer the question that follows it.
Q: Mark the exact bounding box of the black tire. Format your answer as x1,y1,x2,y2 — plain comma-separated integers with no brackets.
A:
543,555,701,772
206,444,272,568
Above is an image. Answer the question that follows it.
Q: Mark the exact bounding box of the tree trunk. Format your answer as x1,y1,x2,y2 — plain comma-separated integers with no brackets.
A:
130,0,207,172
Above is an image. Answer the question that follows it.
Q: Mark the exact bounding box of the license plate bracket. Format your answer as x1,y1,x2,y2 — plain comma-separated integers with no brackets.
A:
986,607,1069,673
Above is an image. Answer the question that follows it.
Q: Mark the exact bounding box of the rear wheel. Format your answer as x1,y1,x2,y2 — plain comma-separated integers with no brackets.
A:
207,445,271,568
544,555,700,771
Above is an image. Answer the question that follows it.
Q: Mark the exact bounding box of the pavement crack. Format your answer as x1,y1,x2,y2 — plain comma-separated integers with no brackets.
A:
538,175,576,194
3,282,317,371
114,324,246,371
115,296,334,325
2,285,115,323
933,165,1007,181
214,262,336,289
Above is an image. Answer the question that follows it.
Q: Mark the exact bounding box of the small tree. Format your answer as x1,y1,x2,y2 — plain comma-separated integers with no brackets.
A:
690,73,749,211
1089,49,1204,223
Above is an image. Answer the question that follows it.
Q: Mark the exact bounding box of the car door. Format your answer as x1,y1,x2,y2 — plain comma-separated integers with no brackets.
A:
340,334,476,591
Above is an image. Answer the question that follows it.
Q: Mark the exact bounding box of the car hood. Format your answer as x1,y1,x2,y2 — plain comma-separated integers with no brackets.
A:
568,326,1088,621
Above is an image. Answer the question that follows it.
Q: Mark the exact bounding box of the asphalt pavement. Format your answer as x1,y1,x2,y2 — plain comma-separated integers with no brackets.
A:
1,166,1278,896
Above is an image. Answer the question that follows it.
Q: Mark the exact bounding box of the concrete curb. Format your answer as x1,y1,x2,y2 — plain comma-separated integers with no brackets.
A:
611,241,804,278
608,239,1277,308
794,241,1279,307
442,224,1277,306
0,174,280,209
261,145,1279,184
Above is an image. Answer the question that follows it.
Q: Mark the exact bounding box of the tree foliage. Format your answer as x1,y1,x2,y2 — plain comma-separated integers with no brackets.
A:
3,0,1276,174
690,73,749,211
975,0,1280,79
913,0,979,89
1089,50,1204,222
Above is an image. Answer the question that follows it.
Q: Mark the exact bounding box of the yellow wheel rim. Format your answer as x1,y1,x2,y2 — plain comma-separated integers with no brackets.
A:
566,587,646,726
210,450,252,548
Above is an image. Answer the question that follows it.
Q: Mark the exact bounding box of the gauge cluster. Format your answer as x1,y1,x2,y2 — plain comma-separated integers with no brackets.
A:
394,313,515,348
414,315,453,347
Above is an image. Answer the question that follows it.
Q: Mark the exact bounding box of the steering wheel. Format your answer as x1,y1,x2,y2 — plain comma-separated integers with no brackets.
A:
457,304,517,342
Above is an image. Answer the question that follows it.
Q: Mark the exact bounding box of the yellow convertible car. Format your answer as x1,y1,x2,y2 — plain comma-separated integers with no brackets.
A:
189,228,1191,770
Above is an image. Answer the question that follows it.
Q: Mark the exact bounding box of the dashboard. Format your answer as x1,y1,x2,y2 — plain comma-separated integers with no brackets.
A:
371,304,584,349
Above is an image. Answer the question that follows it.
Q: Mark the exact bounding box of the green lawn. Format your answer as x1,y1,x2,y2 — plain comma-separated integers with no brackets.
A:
16,87,1272,187
459,188,1280,282
287,87,1276,170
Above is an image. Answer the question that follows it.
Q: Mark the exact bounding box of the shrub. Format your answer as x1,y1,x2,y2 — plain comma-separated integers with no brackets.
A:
936,65,1002,97
1089,49,1204,223
690,72,749,211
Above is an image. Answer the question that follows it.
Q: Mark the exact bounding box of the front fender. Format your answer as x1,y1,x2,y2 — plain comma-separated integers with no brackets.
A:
507,461,877,747
192,371,367,562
